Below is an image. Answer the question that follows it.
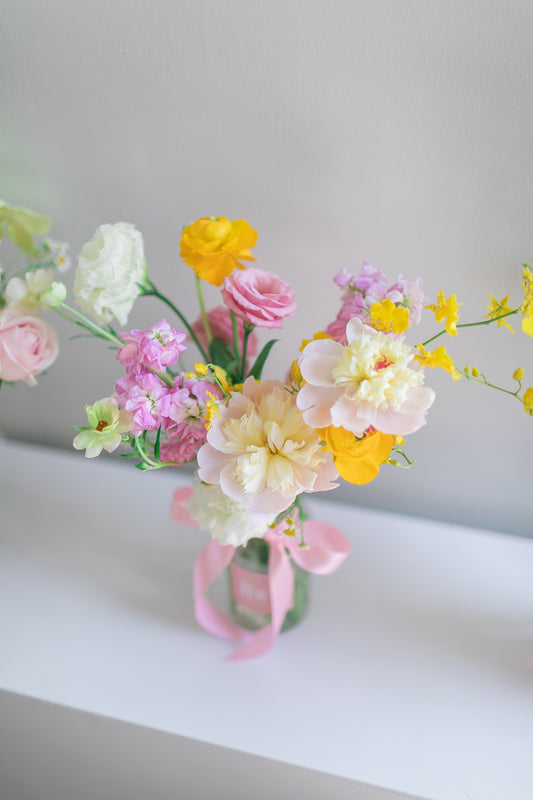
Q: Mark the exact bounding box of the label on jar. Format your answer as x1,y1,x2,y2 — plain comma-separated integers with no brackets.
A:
230,562,271,615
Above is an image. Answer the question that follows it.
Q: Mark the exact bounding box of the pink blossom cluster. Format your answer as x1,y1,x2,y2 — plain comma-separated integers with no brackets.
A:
117,319,187,372
114,319,221,464
326,262,426,343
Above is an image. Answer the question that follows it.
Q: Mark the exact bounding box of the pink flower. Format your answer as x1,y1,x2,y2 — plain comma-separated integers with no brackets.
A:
191,305,258,360
162,374,222,433
117,319,187,372
115,371,174,434
297,317,435,436
160,424,207,465
221,268,297,329
0,307,59,386
197,377,338,515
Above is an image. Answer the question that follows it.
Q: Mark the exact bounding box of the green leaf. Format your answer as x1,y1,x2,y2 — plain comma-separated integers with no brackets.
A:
7,221,36,254
208,336,234,369
135,461,149,470
154,425,162,460
248,339,278,380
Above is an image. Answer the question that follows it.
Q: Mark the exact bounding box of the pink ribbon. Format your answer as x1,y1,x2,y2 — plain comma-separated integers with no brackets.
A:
171,487,350,661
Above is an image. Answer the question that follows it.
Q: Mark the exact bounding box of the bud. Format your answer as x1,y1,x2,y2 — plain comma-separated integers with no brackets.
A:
513,367,524,381
40,281,67,308
523,387,533,414
471,367,481,377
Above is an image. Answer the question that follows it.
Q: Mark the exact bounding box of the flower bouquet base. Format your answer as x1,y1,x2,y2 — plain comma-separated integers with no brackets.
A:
228,538,310,632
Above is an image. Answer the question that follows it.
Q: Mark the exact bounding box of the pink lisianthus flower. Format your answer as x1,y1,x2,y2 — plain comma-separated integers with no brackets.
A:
191,305,258,361
221,268,297,329
297,317,435,437
197,377,338,516
0,307,59,386
117,319,187,372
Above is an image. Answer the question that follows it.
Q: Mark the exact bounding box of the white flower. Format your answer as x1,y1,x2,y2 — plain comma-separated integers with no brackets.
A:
74,222,146,326
42,239,71,272
186,479,276,547
5,268,61,309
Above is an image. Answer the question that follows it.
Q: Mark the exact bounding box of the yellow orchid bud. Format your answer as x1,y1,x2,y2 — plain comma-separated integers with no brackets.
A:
513,367,524,381
471,367,481,377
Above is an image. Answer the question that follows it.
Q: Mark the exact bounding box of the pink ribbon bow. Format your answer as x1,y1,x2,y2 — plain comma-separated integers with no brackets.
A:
171,487,350,661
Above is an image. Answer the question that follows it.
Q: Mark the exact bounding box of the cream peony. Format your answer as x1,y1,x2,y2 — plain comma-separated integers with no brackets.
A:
297,317,435,436
186,479,276,547
74,223,146,326
197,377,338,515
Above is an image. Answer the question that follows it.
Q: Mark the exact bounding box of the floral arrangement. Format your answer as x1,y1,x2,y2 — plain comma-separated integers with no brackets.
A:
0,200,69,388
2,202,532,657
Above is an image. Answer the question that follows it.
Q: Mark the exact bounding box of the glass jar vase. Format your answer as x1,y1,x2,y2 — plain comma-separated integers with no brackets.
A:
228,537,310,632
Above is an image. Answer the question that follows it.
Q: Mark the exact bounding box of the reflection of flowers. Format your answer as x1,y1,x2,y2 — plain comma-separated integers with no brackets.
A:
185,479,276,547
197,377,338,515
74,222,146,325
298,318,435,436
222,267,297,328
180,216,257,286
0,307,59,386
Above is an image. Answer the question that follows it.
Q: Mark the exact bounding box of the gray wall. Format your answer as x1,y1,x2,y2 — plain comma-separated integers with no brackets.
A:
1,0,532,537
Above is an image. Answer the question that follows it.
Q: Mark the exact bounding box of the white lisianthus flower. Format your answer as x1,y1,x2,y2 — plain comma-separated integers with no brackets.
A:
74,222,147,326
186,480,276,547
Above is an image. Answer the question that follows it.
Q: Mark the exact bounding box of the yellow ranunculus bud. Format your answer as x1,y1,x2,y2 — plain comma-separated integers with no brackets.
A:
513,367,524,381
179,217,257,286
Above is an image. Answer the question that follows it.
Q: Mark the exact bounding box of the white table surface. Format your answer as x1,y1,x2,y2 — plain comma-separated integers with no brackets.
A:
1,438,532,800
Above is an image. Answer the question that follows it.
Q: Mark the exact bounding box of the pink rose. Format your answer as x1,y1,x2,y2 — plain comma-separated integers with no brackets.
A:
0,307,59,386
191,305,258,359
221,268,297,328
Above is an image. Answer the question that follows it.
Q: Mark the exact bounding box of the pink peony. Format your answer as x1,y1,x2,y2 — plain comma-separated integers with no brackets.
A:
197,377,338,515
191,305,258,360
298,317,435,436
0,307,59,386
221,268,297,329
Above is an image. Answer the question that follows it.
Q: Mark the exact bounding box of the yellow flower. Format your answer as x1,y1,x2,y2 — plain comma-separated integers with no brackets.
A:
523,387,533,415
317,425,393,485
513,367,524,381
415,344,461,380
485,294,515,332
179,216,257,286
203,391,222,429
425,291,461,336
194,362,209,376
369,299,409,334
521,266,533,337
288,359,304,391
210,364,231,395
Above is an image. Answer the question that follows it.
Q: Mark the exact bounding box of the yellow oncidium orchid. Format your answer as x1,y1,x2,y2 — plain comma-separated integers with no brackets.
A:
317,425,393,485
299,330,333,352
521,266,533,337
523,387,533,415
425,291,461,336
485,294,515,332
369,298,410,334
415,344,461,380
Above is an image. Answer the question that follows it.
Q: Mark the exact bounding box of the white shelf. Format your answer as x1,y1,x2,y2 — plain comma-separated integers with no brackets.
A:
1,439,532,800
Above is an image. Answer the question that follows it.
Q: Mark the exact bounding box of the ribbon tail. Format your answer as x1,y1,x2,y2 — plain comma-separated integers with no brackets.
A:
289,520,350,575
227,542,294,662
194,540,246,641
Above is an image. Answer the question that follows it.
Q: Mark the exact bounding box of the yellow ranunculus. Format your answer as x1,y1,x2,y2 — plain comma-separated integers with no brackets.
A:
179,216,257,286
317,425,393,485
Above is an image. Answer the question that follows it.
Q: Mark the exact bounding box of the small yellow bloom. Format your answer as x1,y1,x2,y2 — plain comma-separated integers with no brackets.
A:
513,367,524,381
317,425,393,485
299,331,333,352
392,435,405,446
369,299,410,334
523,387,533,415
521,266,533,337
425,291,461,336
485,294,515,332
415,344,461,380
203,391,222,429
288,359,304,390
194,362,209,376
471,367,480,377
210,364,230,394
179,216,257,286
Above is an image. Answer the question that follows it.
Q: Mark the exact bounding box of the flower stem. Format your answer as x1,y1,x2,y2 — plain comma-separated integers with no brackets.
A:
230,310,240,360
140,279,209,362
241,326,252,381
54,304,125,345
195,274,212,345
421,308,520,347
459,368,526,405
